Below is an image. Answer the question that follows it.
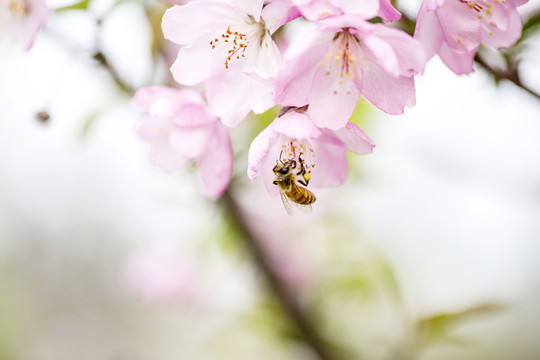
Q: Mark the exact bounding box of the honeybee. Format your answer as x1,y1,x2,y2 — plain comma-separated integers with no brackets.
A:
272,153,316,215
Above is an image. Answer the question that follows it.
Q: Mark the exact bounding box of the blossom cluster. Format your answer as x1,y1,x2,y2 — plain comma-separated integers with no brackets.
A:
130,0,528,203
0,0,49,49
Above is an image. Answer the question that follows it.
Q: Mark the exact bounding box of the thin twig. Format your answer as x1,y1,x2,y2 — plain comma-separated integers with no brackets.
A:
92,51,134,94
474,53,540,101
222,189,337,360
396,12,540,102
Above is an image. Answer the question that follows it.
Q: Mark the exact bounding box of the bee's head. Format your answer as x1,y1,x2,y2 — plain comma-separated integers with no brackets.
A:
273,160,294,176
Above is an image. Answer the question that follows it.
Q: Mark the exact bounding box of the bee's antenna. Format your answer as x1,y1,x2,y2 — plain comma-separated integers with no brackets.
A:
279,150,284,163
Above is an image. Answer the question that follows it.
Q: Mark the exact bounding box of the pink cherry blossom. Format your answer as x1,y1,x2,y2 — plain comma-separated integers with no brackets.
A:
132,86,233,200
0,0,49,50
414,0,527,75
292,0,400,22
274,15,427,130
161,0,289,127
248,108,375,195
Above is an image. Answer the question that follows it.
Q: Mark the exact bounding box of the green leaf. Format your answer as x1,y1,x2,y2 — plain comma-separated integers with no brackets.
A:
516,13,540,45
523,13,540,35
80,111,100,139
415,303,504,346
54,0,91,12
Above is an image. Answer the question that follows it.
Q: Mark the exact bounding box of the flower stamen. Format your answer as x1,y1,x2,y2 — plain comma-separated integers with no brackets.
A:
319,29,360,95
0,0,28,24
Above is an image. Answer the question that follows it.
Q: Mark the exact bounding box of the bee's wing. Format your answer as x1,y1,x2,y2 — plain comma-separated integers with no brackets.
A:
293,202,313,214
279,190,294,216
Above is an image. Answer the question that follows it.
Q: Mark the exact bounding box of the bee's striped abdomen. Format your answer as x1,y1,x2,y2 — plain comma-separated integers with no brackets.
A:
287,184,316,205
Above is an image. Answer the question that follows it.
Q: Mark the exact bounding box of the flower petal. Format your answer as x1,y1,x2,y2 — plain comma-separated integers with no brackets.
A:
437,0,482,52
438,42,476,75
247,125,278,182
309,131,349,187
414,1,444,60
261,0,301,33
274,29,334,107
308,64,361,130
336,0,379,20
205,71,274,127
362,32,401,77
137,115,170,142
360,62,415,115
368,24,427,76
173,104,218,127
161,1,241,46
377,0,401,22
233,0,265,20
271,111,322,139
169,126,212,159
334,122,376,154
481,5,522,49
148,141,189,173
170,40,220,86
196,124,233,200
293,0,340,21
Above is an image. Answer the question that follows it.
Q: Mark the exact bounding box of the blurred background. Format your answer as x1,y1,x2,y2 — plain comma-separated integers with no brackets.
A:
1,0,540,359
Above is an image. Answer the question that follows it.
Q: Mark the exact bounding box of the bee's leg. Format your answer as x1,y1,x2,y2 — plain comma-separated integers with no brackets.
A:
291,160,297,169
296,153,311,186
296,154,306,177
273,180,278,185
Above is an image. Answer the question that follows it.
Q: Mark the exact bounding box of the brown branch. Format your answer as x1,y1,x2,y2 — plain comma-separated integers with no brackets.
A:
396,11,540,102
92,51,134,94
222,189,337,360
474,53,540,101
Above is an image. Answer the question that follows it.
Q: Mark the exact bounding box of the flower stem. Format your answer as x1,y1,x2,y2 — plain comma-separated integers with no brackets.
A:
396,12,540,102
474,53,540,102
221,189,337,360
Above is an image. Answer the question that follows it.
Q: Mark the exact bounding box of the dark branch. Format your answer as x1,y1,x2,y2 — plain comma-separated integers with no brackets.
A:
474,53,540,101
396,11,540,102
222,189,337,360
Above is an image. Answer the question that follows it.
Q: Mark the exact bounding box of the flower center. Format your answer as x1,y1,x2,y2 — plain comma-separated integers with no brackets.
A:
318,29,362,95
209,18,265,70
460,0,504,35
279,138,316,181
0,0,28,24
